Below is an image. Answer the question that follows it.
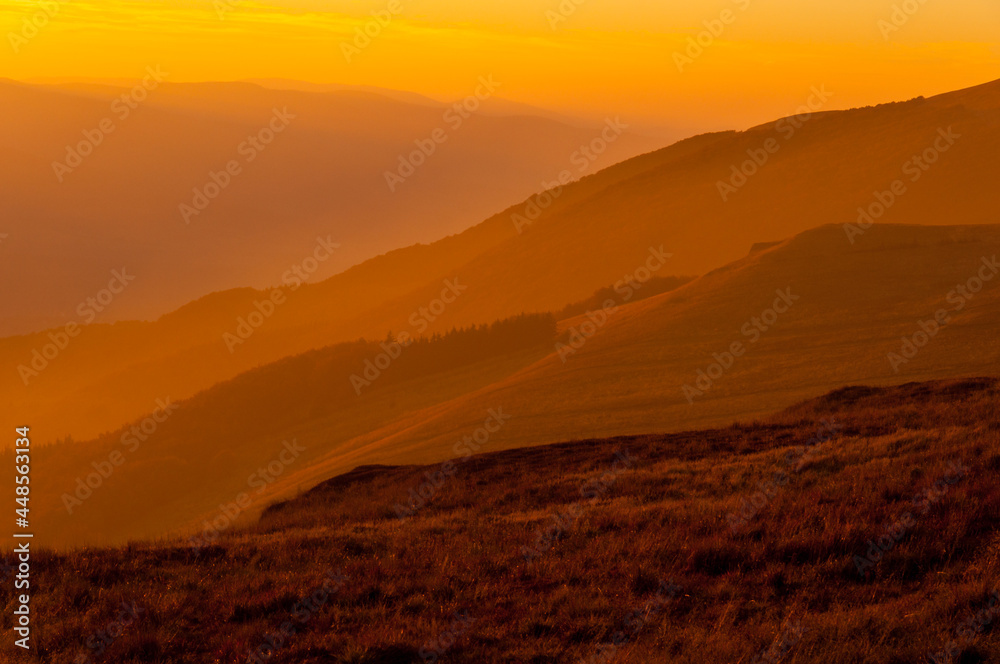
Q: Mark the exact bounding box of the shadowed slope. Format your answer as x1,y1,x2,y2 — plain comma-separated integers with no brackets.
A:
0,78,658,335
23,223,1000,547
2,79,998,446
274,223,1000,495
17,378,1000,663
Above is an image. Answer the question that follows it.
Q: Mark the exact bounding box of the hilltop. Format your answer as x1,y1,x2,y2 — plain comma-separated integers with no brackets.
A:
4,78,999,445
23,222,1000,547
0,78,659,337
16,378,1000,663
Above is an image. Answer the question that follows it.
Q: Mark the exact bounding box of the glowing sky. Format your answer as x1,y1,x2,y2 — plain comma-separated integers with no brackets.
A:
1,0,998,131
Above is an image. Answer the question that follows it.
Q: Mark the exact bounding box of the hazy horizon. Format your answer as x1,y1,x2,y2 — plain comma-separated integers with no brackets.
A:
2,0,997,131
3,2,1000,662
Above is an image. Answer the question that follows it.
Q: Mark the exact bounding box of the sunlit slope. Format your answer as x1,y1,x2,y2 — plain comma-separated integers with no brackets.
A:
3,79,999,446
26,319,558,547
27,223,1000,547
283,223,1000,495
0,129,711,444
413,80,1000,322
0,78,658,334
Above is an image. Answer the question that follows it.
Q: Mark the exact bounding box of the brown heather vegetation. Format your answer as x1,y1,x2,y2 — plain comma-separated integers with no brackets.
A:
9,377,1000,663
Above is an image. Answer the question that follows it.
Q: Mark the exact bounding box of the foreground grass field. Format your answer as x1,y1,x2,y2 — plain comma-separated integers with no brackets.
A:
10,377,1000,663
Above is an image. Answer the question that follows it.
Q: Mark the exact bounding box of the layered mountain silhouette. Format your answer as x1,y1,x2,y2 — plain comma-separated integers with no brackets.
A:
25,221,1000,546
3,79,998,448
0,78,659,335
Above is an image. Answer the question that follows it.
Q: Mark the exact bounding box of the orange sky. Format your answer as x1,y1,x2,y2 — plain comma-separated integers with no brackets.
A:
1,0,998,131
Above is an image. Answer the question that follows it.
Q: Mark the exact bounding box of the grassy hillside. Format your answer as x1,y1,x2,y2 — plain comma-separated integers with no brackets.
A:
10,378,1000,663
24,315,559,546
262,222,1000,504
4,79,999,445
23,223,1000,547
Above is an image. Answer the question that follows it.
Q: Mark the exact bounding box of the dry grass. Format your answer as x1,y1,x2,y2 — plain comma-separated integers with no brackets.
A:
8,377,1000,663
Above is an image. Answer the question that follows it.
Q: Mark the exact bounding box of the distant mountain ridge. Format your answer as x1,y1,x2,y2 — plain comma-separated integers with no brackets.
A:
23,222,1000,546
2,78,998,450
0,78,660,335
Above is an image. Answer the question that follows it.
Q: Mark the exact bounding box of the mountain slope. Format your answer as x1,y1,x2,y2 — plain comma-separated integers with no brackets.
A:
25,222,1000,546
257,222,1000,502
19,378,1000,663
3,79,999,446
0,79,658,334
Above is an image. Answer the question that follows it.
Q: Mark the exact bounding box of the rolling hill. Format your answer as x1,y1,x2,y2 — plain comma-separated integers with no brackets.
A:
3,78,999,448
15,378,1000,663
0,78,659,335
22,222,1000,547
